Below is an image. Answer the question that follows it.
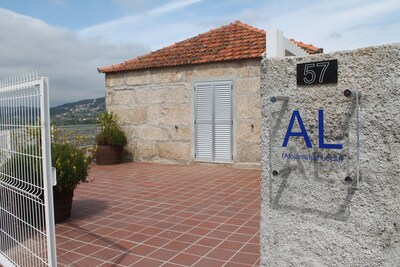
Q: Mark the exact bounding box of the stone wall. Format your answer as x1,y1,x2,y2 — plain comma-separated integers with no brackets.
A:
260,43,400,266
105,59,261,166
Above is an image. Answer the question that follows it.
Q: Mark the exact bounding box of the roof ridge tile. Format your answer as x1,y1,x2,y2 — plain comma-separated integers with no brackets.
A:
233,20,266,34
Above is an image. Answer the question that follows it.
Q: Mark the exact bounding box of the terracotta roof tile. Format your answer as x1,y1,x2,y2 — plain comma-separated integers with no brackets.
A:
98,20,322,73
290,39,323,54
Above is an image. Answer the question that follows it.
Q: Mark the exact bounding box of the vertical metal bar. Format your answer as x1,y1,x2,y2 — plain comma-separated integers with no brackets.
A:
212,83,215,162
230,82,233,162
40,77,57,267
194,86,198,160
355,90,360,188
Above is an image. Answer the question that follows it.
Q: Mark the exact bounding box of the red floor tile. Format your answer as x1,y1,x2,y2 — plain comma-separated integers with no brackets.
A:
207,229,233,240
131,258,164,267
158,230,182,239
188,227,212,236
182,244,213,256
111,253,141,266
162,263,186,267
72,256,106,266
196,237,223,248
91,248,121,262
169,252,202,266
240,243,260,255
192,257,226,267
56,162,260,266
175,233,202,243
162,240,192,252
143,236,171,247
148,248,177,262
130,244,158,256
230,252,259,265
77,243,105,256
206,248,237,261
217,240,244,251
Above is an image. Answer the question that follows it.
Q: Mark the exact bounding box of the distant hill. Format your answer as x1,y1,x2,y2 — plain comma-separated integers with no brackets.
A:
50,97,105,126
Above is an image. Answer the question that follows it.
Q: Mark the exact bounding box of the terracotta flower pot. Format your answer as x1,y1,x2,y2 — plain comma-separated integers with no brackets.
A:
53,190,74,223
96,145,123,165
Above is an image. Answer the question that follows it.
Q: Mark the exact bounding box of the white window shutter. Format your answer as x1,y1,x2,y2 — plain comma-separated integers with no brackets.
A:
195,83,213,161
214,82,232,162
194,81,233,163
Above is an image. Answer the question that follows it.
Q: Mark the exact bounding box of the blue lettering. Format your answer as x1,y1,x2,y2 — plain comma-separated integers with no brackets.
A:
318,110,342,149
282,110,312,148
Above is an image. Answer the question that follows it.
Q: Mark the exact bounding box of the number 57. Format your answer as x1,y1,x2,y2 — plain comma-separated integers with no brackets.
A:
303,62,330,84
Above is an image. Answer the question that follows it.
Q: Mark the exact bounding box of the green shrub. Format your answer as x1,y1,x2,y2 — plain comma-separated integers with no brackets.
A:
0,143,90,193
95,111,127,147
0,129,90,226
95,127,127,147
52,143,90,192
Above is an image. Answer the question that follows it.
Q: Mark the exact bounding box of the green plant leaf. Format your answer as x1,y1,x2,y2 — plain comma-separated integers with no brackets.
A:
97,111,120,131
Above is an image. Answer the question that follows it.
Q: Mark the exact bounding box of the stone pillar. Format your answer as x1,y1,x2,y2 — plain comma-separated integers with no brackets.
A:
260,43,400,266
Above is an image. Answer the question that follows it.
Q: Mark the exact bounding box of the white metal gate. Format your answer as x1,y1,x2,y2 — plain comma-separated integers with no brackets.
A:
0,74,57,266
194,81,233,162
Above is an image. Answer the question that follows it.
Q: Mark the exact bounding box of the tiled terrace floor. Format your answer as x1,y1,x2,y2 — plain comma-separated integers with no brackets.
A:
56,162,261,267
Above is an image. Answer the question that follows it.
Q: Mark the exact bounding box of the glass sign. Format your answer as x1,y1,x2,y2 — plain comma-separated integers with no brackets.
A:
268,89,360,220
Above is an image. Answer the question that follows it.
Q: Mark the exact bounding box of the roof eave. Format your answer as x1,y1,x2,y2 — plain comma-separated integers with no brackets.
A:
98,56,263,74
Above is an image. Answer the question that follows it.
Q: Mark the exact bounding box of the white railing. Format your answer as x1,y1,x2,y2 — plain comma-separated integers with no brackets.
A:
0,73,57,267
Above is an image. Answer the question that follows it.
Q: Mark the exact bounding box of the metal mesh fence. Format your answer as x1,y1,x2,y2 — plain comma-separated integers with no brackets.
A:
0,74,56,266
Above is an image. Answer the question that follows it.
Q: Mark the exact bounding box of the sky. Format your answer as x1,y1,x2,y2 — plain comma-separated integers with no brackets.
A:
0,0,399,106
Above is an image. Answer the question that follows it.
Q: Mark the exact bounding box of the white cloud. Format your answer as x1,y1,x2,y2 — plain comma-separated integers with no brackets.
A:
2,0,398,107
76,0,400,74
79,0,204,47
49,0,66,6
264,0,400,52
148,0,203,16
0,8,149,106
79,14,143,37
239,9,269,24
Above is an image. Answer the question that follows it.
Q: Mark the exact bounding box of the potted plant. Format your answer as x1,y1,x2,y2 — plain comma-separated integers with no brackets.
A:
95,111,127,165
1,141,90,224
52,142,90,222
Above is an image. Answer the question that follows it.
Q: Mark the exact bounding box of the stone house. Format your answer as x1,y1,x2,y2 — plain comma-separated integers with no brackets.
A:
98,21,321,168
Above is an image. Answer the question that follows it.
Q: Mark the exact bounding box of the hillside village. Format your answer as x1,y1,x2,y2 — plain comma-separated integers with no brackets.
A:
50,97,105,125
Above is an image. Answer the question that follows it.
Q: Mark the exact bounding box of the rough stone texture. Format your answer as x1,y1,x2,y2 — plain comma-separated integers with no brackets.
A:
260,43,400,266
237,142,260,163
237,95,261,119
105,59,261,166
108,106,147,125
237,121,261,143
